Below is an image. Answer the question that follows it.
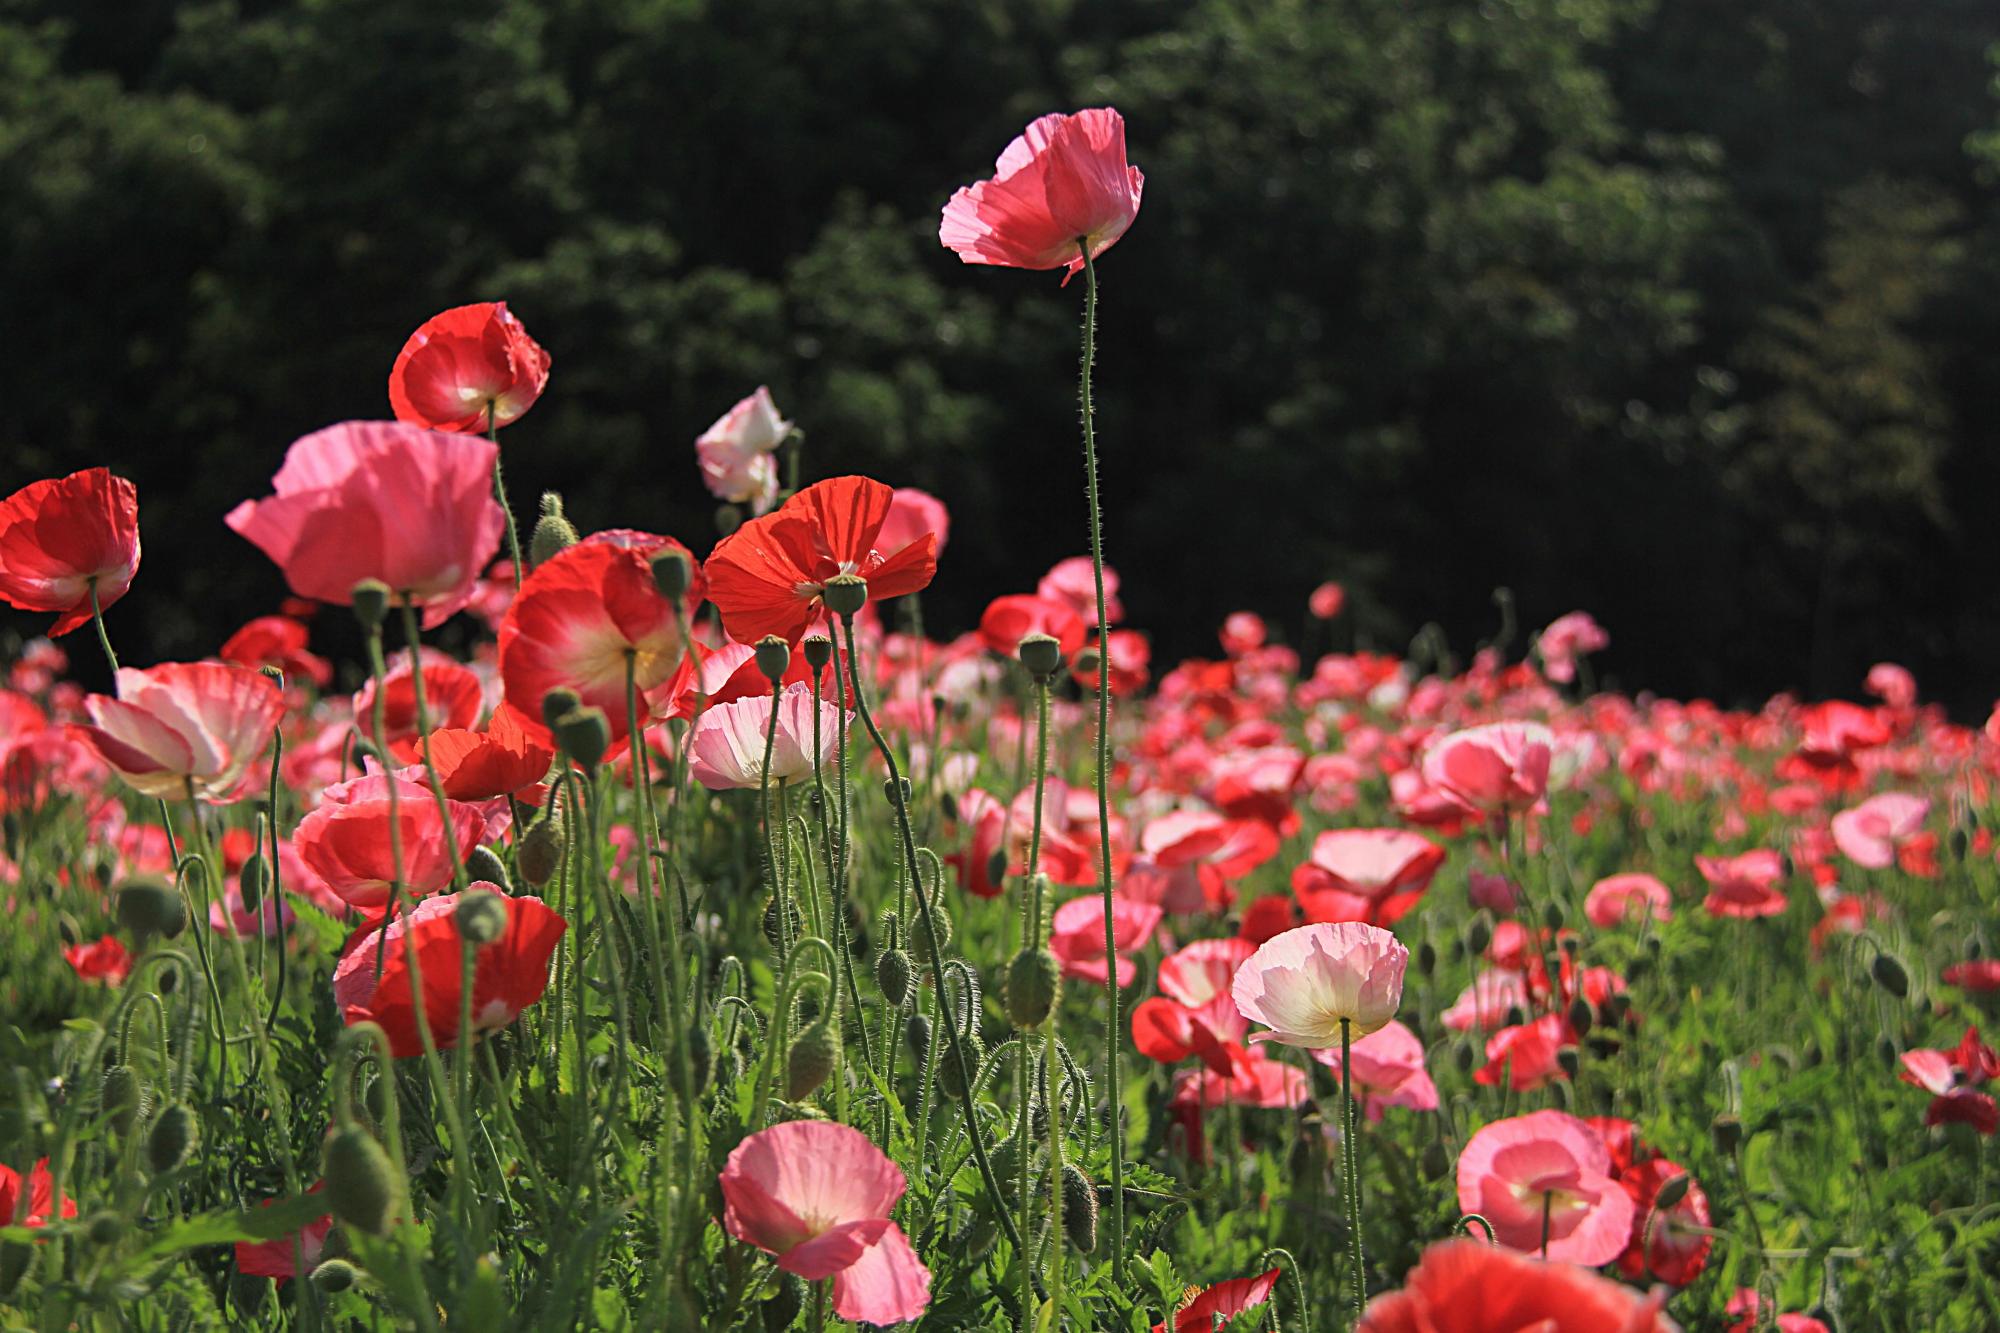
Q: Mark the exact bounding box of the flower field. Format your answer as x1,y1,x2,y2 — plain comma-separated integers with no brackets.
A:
2,106,1997,1332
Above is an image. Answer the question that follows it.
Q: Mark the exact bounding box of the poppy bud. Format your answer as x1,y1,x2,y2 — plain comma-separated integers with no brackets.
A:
1060,1164,1098,1253
1710,1114,1743,1156
1543,900,1566,931
84,1211,124,1247
148,1101,198,1174
100,1065,146,1136
883,776,911,806
1875,1033,1899,1067
540,687,582,731
1566,997,1595,1038
714,504,743,538
1503,1005,1527,1029
114,875,187,941
1970,935,1986,961
822,574,868,618
1420,1138,1451,1180
785,1019,837,1102
917,902,953,957
688,1023,714,1094
648,547,693,601
462,846,510,893
761,1273,805,1332
938,790,960,823
1465,912,1494,957
1416,940,1437,977
905,1012,931,1066
553,706,611,777
1870,951,1909,998
1452,1038,1476,1074
802,635,833,672
1586,1032,1623,1059
1556,1045,1581,1079
875,949,912,1007
518,818,564,887
754,636,791,684
1072,646,1101,684
761,892,802,952
1654,1173,1692,1210
351,579,392,631
1018,632,1063,679
322,1127,402,1236
1950,826,1970,862
529,493,579,570
986,848,1009,890
938,1031,983,1101
1006,948,1062,1028
311,1259,361,1293
239,852,267,915
455,890,509,946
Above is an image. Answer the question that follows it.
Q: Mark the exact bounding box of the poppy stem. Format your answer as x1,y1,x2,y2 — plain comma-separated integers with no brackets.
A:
87,576,119,675
809,662,872,1075
488,404,523,591
1540,1189,1552,1259
1076,240,1128,1279
396,602,471,893
761,677,789,963
1342,1017,1365,1320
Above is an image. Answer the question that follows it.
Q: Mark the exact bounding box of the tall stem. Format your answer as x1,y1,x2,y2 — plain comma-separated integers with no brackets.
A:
1077,241,1127,1276
488,404,523,591
87,578,119,675
1342,1017,1364,1321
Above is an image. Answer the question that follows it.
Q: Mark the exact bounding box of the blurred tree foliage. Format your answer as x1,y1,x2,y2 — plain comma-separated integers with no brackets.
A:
2,0,1998,710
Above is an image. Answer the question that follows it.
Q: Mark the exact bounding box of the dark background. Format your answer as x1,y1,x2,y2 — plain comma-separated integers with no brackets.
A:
6,0,2000,713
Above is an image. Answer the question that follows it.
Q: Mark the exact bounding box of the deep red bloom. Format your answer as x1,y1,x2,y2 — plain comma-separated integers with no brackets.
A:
1359,1239,1673,1332
333,889,566,1058
705,476,937,644
0,468,141,637
235,1186,335,1279
388,302,550,432
1474,1013,1572,1091
1615,1157,1713,1286
0,1158,77,1227
940,108,1145,283
355,652,486,751
64,935,132,985
1152,1268,1282,1332
295,770,491,909
220,615,332,689
978,593,1087,661
420,704,555,801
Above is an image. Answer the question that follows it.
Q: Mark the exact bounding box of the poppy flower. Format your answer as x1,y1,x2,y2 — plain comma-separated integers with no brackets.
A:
1421,722,1555,817
332,888,566,1058
1292,828,1446,928
295,770,491,909
1830,792,1929,869
1038,555,1123,625
939,107,1144,283
1165,1047,1311,1159
497,533,701,747
1232,921,1407,1048
219,615,332,690
1132,994,1246,1075
695,387,790,514
944,787,1008,898
418,704,555,802
74,661,286,803
1724,1289,1831,1333
1311,1019,1439,1121
1152,1268,1282,1333
1139,810,1281,913
688,682,850,791
0,1158,76,1227
0,468,141,637
63,935,132,985
1049,893,1162,987
354,652,486,751
705,476,938,645
225,421,506,628
1456,1109,1635,1264
236,1187,336,1279
1585,873,1673,929
978,593,1087,661
1944,960,2000,993
1309,581,1346,620
1080,628,1150,695
1898,1028,1999,1134
1473,1013,1572,1092
1696,849,1788,919
719,1120,931,1326
878,488,949,559
1614,1157,1712,1286
387,302,550,433
1358,1239,1673,1332
1536,612,1610,685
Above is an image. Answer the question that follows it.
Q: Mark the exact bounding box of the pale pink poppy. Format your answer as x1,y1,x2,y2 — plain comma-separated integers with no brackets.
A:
1864,662,1917,709
1585,873,1673,929
939,108,1144,283
225,421,505,628
719,1120,930,1326
1830,792,1929,869
1309,581,1345,620
1536,611,1609,685
1443,969,1533,1033
1421,722,1554,816
1292,828,1446,928
1158,937,1256,1010
688,682,849,791
1049,893,1162,987
1696,849,1788,918
877,488,950,559
1231,921,1407,1048
1456,1109,1636,1264
695,387,790,515
73,662,285,803
1037,555,1123,626
1311,1019,1439,1121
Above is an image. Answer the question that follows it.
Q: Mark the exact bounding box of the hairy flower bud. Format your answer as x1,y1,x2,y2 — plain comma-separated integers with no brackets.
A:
875,949,912,1007
517,818,564,887
455,890,509,946
1006,948,1061,1028
115,876,187,940
528,493,579,569
322,1127,401,1236
1060,1164,1098,1253
651,548,693,600
148,1101,198,1174
785,1020,837,1102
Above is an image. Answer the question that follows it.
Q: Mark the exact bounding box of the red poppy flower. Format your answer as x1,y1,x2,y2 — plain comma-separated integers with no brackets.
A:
295,770,491,909
220,615,332,689
63,935,132,986
1359,1239,1674,1332
978,593,1087,660
939,108,1145,284
1079,628,1150,695
388,302,551,433
1474,1013,1572,1091
419,704,555,802
1615,1157,1713,1286
0,468,141,637
1152,1268,1281,1333
498,532,702,746
704,476,938,645
332,889,566,1058
236,1186,335,1279
354,652,486,751
0,1158,77,1227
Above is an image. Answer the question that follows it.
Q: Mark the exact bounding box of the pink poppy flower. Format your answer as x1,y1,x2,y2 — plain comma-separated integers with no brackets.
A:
1037,555,1123,626
1899,1028,1999,1135
1536,611,1609,685
939,107,1144,284
695,387,791,515
1152,1268,1282,1332
1944,960,2000,993
878,488,949,559
1830,792,1929,869
1311,1019,1439,1120
1049,893,1162,987
1725,1289,1831,1333
688,682,849,791
295,770,490,909
1131,993,1247,1075
0,468,141,638
1140,810,1281,913
74,662,286,803
236,1186,336,1279
1420,722,1554,817
1467,870,1523,915
1359,1239,1674,1332
1865,662,1917,709
719,1120,930,1326
1585,873,1673,929
1456,1109,1635,1264
1231,921,1408,1048
1696,849,1789,919
1292,828,1446,928
225,421,505,628
1309,581,1345,620
388,302,550,433
1158,937,1257,1009
1443,969,1533,1033
353,651,486,752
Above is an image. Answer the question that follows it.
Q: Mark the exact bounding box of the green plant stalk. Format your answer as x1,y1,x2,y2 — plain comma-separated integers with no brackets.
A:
810,665,873,1074
760,678,789,963
397,602,470,892
1343,1017,1364,1321
488,403,523,590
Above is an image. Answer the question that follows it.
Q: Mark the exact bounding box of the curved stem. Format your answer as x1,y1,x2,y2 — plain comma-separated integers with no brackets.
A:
488,403,523,591
87,577,119,674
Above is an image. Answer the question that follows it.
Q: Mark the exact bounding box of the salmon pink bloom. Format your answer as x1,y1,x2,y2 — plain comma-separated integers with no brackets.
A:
705,475,937,644
1309,581,1345,620
1945,960,2000,993
689,682,849,791
418,704,555,801
74,662,286,802
978,593,1086,660
225,421,505,628
0,1158,76,1227
497,533,700,746
1232,920,1408,1047
236,1187,335,1279
1166,1050,1311,1160
1050,893,1162,986
719,1120,931,1326
295,771,490,909
1080,627,1150,695
1866,662,1917,709
879,487,949,559
64,935,132,985
939,107,1144,283
1536,611,1609,685
354,652,486,751
1696,849,1789,919
0,468,141,638
1831,792,1929,869
1219,612,1266,658
1585,873,1673,929
1725,1289,1830,1333
1474,1013,1572,1091
1311,1019,1439,1120
1151,1268,1282,1333
1899,1028,1999,1134
220,615,332,689
1359,1239,1674,1332
1615,1157,1712,1286
1038,555,1122,625
695,387,790,514
1421,722,1554,817
1456,1109,1635,1264
1138,810,1281,913
333,888,566,1058
387,302,550,432
1292,828,1446,928
945,787,1007,898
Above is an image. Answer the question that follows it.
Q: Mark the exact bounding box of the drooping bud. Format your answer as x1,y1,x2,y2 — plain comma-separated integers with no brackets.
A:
1415,940,1437,977
1543,900,1566,931
100,1065,146,1136
322,1127,402,1236
115,876,187,940
239,852,267,915
1465,911,1494,957
148,1101,199,1174
904,1012,931,1066
883,776,911,806
540,687,582,732
1017,632,1063,680
937,1029,984,1101
455,890,509,946
821,573,868,619
785,1020,837,1102
1006,948,1061,1028
688,1023,714,1094
986,848,1009,890
1654,1173,1692,1210
1710,1114,1744,1156
350,579,392,631
1420,1138,1451,1180
553,706,611,777
1870,951,1910,998
310,1259,361,1293
1556,1045,1581,1079
1565,996,1595,1039
1060,1164,1098,1253
761,1273,806,1332
875,949,912,1007
528,492,580,569
518,818,564,887
754,636,791,684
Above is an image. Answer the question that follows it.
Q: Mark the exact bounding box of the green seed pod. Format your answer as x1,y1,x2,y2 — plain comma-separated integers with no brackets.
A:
1543,900,1566,931
801,635,833,673
553,706,611,777
785,1020,837,1102
529,492,580,569
1006,948,1061,1028
517,818,564,888
455,890,509,946
761,1272,806,1332
822,574,868,618
115,876,187,940
148,1102,198,1174
1870,952,1910,999
1710,1114,1744,1156
310,1258,361,1294
100,1064,146,1136
1419,1138,1451,1181
350,579,392,631
463,846,510,893
1415,939,1437,977
651,548,693,600
1465,911,1494,957
322,1127,402,1236
84,1210,125,1246
540,687,583,733
1653,1173,1692,1210
1556,1045,1581,1079
1060,1164,1098,1254
937,1031,984,1101
1565,997,1595,1039
875,949,912,1007
238,852,267,915
1017,632,1064,679
688,1024,714,1094
904,1013,931,1066
754,636,791,684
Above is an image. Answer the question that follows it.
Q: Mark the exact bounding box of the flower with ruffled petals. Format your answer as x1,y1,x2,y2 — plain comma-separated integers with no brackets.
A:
689,682,849,791
1456,1109,1635,1264
220,615,332,689
1359,1239,1673,1332
1232,921,1407,1048
1831,792,1929,870
1585,873,1673,929
1696,849,1788,919
1615,1157,1712,1286
879,488,949,559
1038,555,1122,625
979,593,1086,660
1293,828,1446,928
1049,893,1161,987
0,1158,76,1228
354,651,486,751
64,935,131,985
695,387,791,514
295,770,490,909
0,468,141,638
939,108,1144,284
1422,722,1555,816
74,662,285,802
388,302,550,432
1152,1268,1282,1333
1312,1019,1439,1120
